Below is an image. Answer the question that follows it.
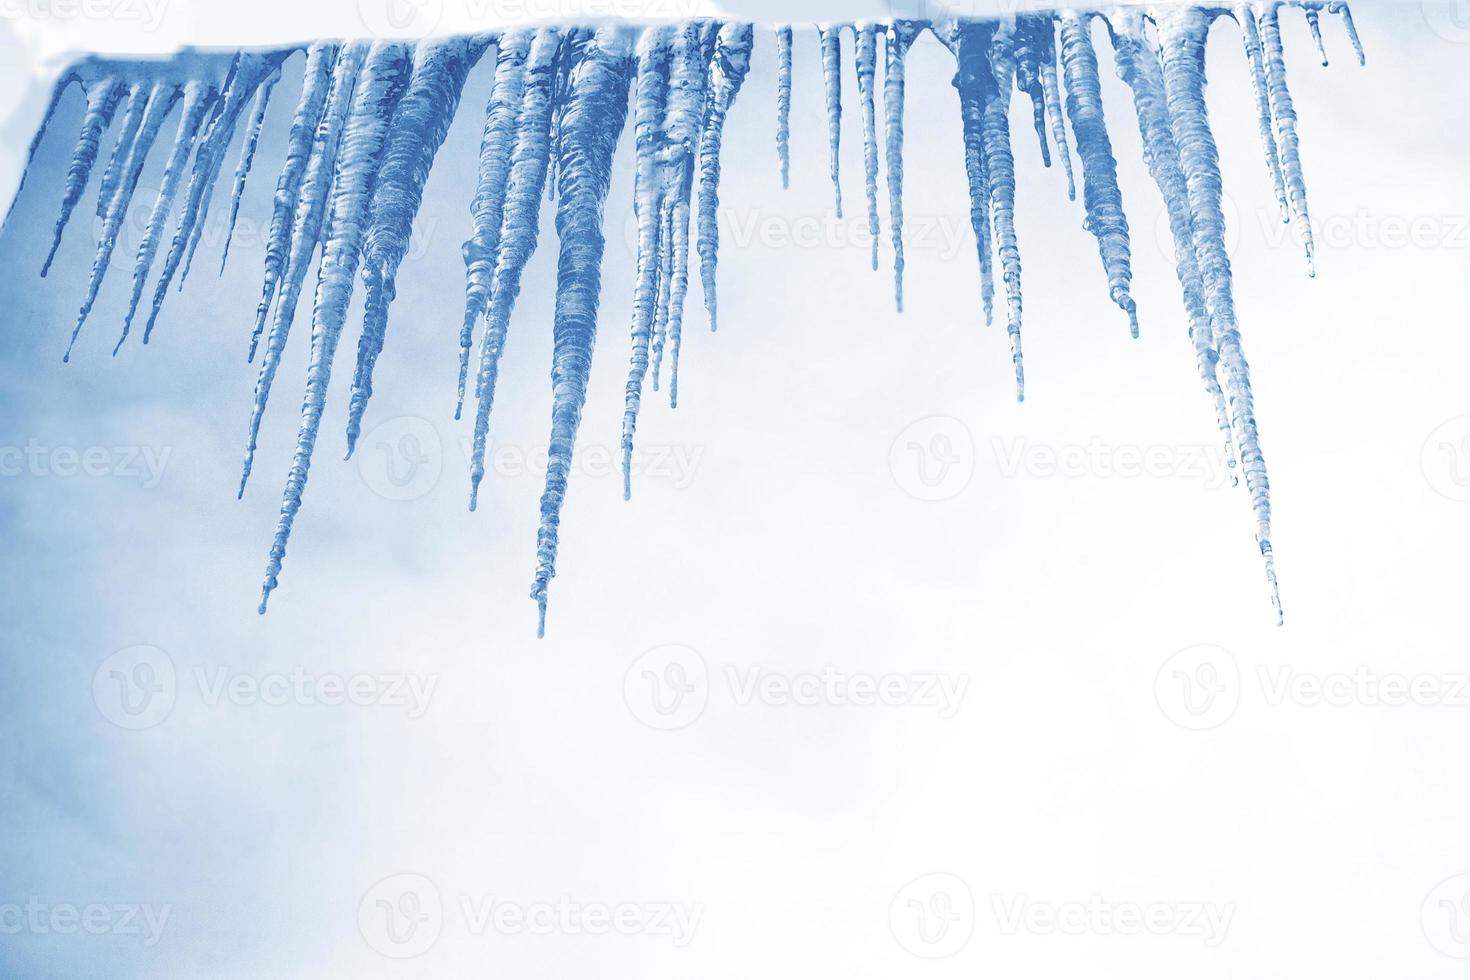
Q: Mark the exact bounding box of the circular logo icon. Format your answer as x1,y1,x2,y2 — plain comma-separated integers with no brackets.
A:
357,0,443,39
1423,0,1470,43
889,415,975,502
1154,643,1240,731
1422,416,1470,502
888,872,975,959
357,415,443,502
623,644,709,731
1422,874,1470,958
1153,189,1241,267
93,645,177,730
358,873,443,959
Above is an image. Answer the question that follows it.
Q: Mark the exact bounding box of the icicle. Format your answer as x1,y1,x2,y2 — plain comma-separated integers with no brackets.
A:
41,77,124,277
344,36,491,459
1037,19,1076,201
241,42,367,497
1328,1,1365,65
94,82,150,222
696,23,754,334
3,70,79,236
1058,11,1138,337
457,31,533,421
818,24,844,217
250,42,341,362
531,26,634,637
1236,4,1290,223
1157,6,1281,623
1259,1,1316,275
219,65,283,274
1013,17,1052,169
659,22,716,410
468,28,563,512
621,26,674,500
937,21,995,326
65,82,181,362
983,20,1025,399
649,202,674,390
1303,3,1329,65
1109,11,1235,478
114,81,217,353
883,21,920,313
775,25,793,189
258,40,413,614
142,52,291,342
856,23,881,271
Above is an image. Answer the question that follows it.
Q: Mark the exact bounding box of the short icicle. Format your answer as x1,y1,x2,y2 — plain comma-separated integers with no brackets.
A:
775,25,793,188
695,23,754,334
219,65,283,275
883,21,920,312
818,24,845,217
42,77,125,277
1259,1,1316,275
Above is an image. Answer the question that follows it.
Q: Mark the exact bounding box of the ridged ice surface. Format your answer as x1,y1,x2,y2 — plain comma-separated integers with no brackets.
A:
9,5,1359,631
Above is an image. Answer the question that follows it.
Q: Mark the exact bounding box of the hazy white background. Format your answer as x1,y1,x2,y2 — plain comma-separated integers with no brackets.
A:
1,1,1469,977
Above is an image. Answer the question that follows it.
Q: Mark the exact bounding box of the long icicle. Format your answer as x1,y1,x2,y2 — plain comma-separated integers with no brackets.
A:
93,82,150,222
250,42,341,361
66,82,181,361
653,21,715,408
218,65,283,275
818,24,844,217
1058,10,1139,336
531,26,634,637
42,77,125,277
115,80,217,352
938,21,995,327
1236,4,1289,223
982,19,1025,399
468,28,564,512
2,69,79,235
1303,2,1329,65
1037,19,1076,201
1157,5,1281,623
142,52,291,342
696,23,754,335
344,35,492,459
1328,1,1365,65
241,42,367,496
456,31,534,421
1109,11,1235,479
258,40,413,614
775,25,793,189
883,22,920,313
856,23,881,271
1013,16,1053,168
621,26,674,500
1259,1,1316,276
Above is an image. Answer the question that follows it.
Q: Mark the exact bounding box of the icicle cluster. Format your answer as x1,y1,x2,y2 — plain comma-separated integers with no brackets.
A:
8,3,1361,631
